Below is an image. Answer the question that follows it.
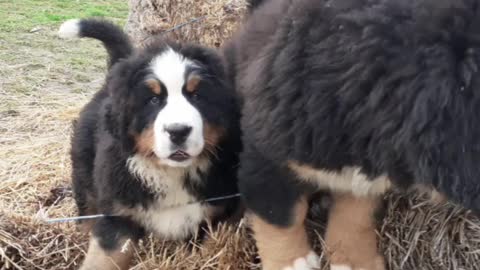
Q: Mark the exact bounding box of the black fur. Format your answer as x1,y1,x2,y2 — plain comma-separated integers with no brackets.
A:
75,19,133,68
246,0,266,13
227,0,480,226
93,217,145,250
70,19,241,250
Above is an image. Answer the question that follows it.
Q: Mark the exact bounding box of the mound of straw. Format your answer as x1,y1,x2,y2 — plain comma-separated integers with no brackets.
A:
1,1,480,269
125,0,246,47
3,191,480,269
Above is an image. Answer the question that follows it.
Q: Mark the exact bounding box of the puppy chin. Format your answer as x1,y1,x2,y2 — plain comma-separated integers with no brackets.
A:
153,143,204,168
153,151,196,168
162,158,193,168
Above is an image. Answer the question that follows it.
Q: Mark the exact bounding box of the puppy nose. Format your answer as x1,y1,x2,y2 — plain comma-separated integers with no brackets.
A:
165,124,192,145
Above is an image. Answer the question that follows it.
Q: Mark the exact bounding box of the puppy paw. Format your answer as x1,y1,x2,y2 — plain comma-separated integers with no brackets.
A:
330,255,385,270
282,251,320,270
330,265,353,270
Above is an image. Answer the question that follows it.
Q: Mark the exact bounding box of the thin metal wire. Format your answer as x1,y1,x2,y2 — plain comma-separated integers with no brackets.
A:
43,193,241,224
160,16,207,35
45,214,108,223
140,16,208,44
203,193,241,203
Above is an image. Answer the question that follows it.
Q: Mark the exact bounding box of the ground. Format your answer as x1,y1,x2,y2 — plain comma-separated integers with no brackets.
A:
0,1,480,270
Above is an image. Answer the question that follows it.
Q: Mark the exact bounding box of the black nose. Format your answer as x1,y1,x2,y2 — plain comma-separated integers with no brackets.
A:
165,124,192,145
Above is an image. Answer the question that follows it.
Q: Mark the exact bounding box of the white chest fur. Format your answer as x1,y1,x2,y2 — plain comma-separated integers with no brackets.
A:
122,155,213,240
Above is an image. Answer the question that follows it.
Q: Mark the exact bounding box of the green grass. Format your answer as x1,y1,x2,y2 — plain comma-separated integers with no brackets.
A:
0,0,125,100
0,0,128,32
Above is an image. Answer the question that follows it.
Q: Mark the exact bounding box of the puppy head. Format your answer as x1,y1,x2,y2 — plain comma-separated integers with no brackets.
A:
106,42,236,168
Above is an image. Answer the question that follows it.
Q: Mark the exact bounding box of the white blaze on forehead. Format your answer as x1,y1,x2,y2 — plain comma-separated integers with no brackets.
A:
149,47,204,167
150,47,196,95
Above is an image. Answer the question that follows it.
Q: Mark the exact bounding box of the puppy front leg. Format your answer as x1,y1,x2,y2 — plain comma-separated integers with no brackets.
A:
81,236,133,270
80,217,143,270
250,197,319,270
238,148,319,270
325,193,384,270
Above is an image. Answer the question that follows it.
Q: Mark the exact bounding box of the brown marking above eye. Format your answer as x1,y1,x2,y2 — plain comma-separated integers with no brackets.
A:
145,78,162,95
186,74,201,93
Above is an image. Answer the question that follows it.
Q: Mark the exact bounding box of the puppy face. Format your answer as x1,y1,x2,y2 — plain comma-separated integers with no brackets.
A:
109,45,234,168
145,49,204,167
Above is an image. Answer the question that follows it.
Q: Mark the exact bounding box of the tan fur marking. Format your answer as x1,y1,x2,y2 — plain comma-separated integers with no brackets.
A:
186,74,201,93
203,122,225,147
415,185,448,204
145,78,162,95
326,193,385,270
288,161,391,197
429,190,447,204
135,126,155,156
250,197,314,270
202,122,225,159
80,236,134,270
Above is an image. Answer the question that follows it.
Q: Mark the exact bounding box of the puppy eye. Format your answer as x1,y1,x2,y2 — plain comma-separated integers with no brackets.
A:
150,96,161,104
191,91,199,99
186,74,201,98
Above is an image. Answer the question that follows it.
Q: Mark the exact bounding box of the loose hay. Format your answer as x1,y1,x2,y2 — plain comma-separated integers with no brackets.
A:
125,0,246,47
0,213,87,270
3,191,480,269
1,1,480,269
379,193,480,270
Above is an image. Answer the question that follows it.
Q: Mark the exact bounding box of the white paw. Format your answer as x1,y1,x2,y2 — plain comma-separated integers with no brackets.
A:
283,251,320,270
331,265,352,270
331,265,368,270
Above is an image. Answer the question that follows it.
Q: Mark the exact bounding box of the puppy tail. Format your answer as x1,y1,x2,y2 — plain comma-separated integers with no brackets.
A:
58,19,133,68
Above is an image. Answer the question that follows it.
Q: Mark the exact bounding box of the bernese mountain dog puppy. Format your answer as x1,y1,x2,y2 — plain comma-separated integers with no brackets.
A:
225,0,480,269
59,19,241,270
